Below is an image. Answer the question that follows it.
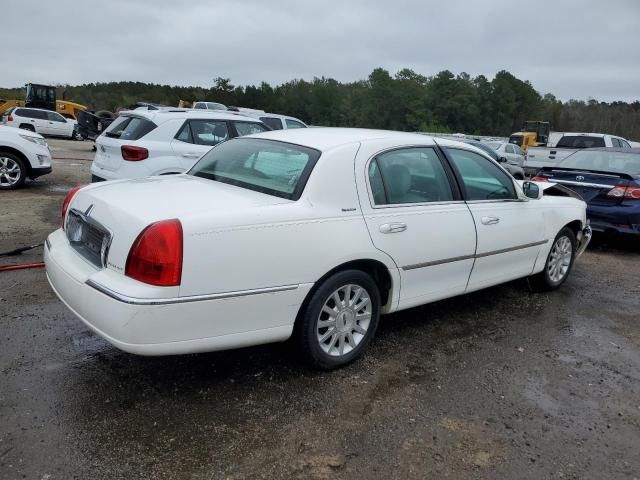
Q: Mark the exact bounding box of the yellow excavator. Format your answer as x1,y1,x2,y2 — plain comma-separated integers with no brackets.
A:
0,83,87,120
509,121,551,151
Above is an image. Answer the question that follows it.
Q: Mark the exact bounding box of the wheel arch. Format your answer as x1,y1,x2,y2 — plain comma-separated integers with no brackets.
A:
0,146,31,176
292,258,396,334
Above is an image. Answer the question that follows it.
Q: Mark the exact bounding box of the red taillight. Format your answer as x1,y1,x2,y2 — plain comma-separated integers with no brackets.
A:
607,185,640,200
531,176,549,182
121,145,149,161
61,185,84,229
7,115,13,122
125,219,183,286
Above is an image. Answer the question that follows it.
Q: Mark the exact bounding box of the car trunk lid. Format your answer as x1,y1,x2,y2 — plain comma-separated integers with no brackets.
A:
535,168,632,205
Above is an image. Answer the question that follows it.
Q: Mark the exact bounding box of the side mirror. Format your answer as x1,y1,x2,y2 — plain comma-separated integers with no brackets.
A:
522,181,541,200
499,156,507,163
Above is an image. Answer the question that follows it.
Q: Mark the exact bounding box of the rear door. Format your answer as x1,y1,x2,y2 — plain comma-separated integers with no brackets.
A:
170,119,230,168
443,147,545,291
355,142,477,310
19,109,48,134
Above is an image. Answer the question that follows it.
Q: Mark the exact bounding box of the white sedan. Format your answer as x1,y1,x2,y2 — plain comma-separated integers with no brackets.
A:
45,128,591,369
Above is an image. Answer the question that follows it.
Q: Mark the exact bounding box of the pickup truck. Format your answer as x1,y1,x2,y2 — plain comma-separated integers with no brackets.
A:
523,133,633,176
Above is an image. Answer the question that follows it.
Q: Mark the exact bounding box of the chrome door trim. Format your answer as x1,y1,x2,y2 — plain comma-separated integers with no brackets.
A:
546,179,614,189
401,239,548,271
86,280,299,305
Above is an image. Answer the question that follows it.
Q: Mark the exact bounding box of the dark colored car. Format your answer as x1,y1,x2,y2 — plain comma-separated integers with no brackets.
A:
532,148,640,237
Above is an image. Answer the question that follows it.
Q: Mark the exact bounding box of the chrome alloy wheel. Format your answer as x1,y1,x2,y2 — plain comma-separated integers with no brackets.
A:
0,156,21,186
548,235,573,283
316,284,372,357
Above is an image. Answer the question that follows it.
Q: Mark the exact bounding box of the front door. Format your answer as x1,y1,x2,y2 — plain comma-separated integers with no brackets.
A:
355,142,477,310
442,147,545,291
171,119,230,171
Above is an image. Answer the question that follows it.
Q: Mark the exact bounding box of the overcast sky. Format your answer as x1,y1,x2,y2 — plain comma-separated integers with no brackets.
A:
5,0,640,101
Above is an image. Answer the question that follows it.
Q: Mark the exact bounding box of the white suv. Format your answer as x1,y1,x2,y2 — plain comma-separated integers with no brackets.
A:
91,109,270,182
0,125,52,189
2,107,79,139
243,112,307,130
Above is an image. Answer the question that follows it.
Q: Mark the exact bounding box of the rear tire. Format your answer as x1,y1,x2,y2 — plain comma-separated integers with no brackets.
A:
530,227,576,291
295,270,381,370
0,152,27,189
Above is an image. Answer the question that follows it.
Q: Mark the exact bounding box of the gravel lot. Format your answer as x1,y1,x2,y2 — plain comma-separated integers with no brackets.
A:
1,139,639,479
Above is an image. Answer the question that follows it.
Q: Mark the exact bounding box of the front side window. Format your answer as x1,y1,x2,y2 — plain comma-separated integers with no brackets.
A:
234,121,269,136
285,119,306,129
505,144,515,154
47,111,66,122
369,147,453,205
446,148,516,201
189,138,321,200
187,120,229,146
260,117,283,130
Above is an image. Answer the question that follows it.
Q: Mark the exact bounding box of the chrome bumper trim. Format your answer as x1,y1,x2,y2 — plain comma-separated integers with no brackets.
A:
85,279,299,305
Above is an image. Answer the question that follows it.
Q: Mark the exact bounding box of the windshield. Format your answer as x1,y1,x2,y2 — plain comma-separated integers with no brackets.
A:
560,150,640,175
188,138,321,200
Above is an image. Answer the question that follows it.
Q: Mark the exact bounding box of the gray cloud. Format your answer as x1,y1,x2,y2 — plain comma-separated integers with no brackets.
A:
5,0,640,101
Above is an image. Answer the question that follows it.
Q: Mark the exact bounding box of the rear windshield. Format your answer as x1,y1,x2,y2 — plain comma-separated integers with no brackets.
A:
103,115,156,140
189,138,321,200
556,136,605,149
260,117,283,130
560,150,640,175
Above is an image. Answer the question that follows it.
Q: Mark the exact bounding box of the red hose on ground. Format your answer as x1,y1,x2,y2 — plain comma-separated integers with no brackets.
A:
0,262,45,272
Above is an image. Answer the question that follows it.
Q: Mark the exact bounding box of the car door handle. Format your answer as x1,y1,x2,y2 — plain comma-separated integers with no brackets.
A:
182,153,200,159
379,223,407,234
481,216,500,225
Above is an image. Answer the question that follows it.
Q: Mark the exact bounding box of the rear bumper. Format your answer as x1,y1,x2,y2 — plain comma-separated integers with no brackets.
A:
45,229,312,355
587,204,640,236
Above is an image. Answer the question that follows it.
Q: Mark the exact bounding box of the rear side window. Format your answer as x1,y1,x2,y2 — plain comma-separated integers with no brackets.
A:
260,117,283,130
556,136,605,148
621,140,631,148
234,122,269,136
16,108,47,120
193,103,206,109
446,148,516,201
612,138,622,148
369,147,454,205
177,120,229,146
103,116,156,140
285,119,306,129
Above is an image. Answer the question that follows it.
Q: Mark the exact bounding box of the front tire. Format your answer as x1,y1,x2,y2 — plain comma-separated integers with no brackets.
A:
530,227,576,291
295,270,381,370
0,153,27,189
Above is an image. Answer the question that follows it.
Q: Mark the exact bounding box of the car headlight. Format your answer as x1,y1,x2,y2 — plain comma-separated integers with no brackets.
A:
19,134,48,147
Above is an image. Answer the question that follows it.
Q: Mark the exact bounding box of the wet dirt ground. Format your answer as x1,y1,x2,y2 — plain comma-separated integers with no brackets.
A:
1,140,639,479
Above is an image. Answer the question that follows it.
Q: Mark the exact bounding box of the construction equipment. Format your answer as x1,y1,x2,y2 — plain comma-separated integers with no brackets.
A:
509,121,551,151
0,83,87,120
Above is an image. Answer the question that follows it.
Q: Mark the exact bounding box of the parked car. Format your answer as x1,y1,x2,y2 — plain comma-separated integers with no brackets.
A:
46,129,591,369
524,133,632,176
532,148,640,238
455,139,525,179
484,141,525,165
241,111,307,130
1,107,80,140
192,101,227,111
90,109,270,182
0,125,52,189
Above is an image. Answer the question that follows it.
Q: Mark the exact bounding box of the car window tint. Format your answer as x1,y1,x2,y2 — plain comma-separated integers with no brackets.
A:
260,117,283,130
175,122,193,143
234,122,269,136
373,148,453,205
47,111,65,122
193,103,206,109
285,119,306,129
446,148,516,201
189,138,320,200
556,136,606,148
103,116,156,140
188,120,229,146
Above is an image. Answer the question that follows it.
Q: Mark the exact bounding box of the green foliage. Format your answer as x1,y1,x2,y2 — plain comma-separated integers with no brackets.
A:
1,70,638,139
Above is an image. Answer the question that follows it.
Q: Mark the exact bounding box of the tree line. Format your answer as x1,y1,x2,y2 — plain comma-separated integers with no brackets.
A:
2,68,639,140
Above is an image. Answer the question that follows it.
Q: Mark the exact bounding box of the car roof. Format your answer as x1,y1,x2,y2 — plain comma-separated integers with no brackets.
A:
120,109,262,123
14,106,59,113
249,127,480,152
